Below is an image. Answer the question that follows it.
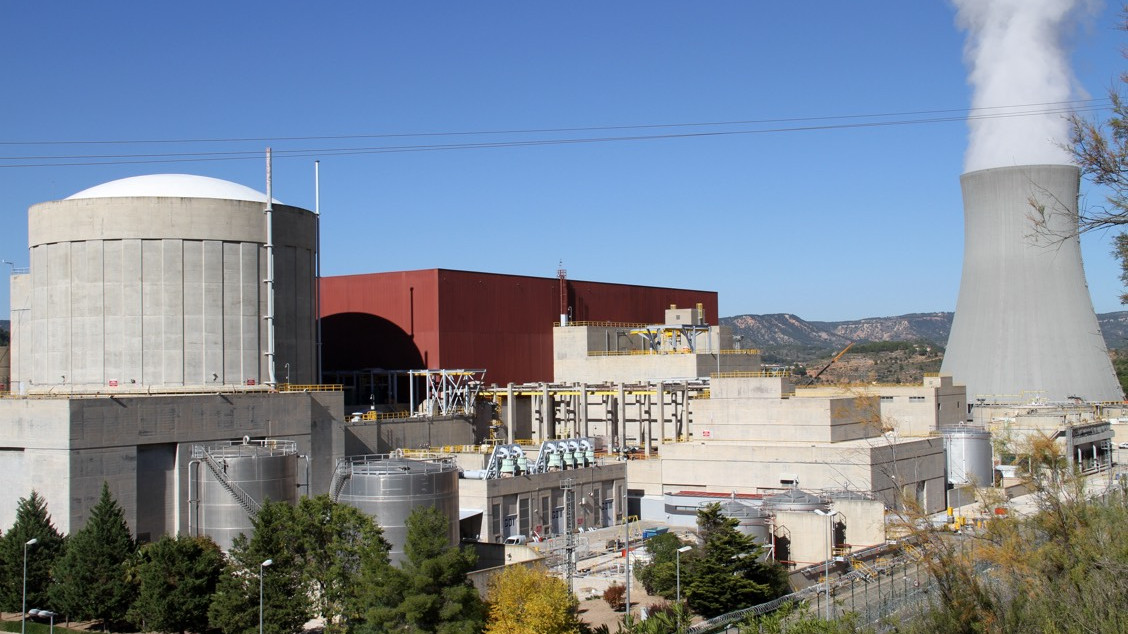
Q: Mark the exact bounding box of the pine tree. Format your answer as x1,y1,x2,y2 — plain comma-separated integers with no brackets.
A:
208,500,310,634
50,482,137,630
684,503,789,618
0,491,65,612
355,506,485,634
129,535,224,634
292,495,388,631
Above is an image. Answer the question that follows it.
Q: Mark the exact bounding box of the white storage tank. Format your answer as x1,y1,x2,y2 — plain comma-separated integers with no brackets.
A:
190,439,300,551
940,425,994,486
331,455,460,563
16,174,317,392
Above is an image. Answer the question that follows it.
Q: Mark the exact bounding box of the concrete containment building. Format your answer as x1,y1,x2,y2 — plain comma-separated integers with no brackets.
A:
942,165,1123,403
9,174,318,392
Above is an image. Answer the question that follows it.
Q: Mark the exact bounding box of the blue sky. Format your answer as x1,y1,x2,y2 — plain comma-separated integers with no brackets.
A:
1,2,1125,321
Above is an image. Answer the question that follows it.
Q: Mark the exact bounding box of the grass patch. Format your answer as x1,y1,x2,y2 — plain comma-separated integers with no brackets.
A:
0,620,84,634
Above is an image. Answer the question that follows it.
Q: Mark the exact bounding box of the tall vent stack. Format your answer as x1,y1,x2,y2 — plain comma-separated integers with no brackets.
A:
941,164,1123,403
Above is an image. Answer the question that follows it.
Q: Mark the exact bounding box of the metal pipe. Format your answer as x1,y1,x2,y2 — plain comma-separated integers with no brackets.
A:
188,459,201,537
314,161,322,385
22,538,36,634
259,559,273,634
264,149,277,388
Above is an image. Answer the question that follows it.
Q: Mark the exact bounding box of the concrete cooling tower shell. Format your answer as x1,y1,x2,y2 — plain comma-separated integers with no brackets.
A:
942,165,1123,403
18,174,317,391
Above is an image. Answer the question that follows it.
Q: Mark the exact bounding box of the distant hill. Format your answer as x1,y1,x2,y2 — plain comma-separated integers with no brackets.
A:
722,311,1128,364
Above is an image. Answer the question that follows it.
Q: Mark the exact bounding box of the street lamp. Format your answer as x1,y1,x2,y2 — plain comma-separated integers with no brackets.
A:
22,538,37,634
675,545,692,604
259,559,273,634
35,610,56,634
813,509,834,621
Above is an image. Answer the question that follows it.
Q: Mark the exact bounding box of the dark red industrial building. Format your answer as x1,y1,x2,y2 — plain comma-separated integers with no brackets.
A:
319,269,718,390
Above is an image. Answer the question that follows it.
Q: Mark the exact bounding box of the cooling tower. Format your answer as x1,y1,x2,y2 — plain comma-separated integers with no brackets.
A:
941,164,1123,403
13,174,317,392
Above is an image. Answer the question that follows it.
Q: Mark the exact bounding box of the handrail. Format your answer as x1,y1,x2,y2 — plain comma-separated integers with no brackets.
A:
554,321,648,328
277,383,343,392
192,446,262,517
590,348,759,357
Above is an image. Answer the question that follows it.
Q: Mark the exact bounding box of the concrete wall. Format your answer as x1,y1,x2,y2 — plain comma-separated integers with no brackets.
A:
343,415,478,456
19,198,317,391
458,463,626,543
0,390,345,536
799,375,968,437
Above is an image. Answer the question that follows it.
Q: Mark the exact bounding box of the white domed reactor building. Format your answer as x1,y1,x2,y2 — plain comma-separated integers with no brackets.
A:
0,174,341,539
10,174,317,392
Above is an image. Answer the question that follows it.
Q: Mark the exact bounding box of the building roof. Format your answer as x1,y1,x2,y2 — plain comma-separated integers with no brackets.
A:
66,174,281,204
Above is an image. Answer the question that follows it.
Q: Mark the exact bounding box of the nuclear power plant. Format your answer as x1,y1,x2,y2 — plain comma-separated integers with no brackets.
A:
0,157,1124,599
942,164,1124,404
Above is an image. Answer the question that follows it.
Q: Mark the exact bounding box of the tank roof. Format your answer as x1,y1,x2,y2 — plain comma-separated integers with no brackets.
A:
66,174,282,204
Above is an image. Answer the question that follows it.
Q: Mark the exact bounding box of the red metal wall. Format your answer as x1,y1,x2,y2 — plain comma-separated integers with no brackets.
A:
320,269,718,385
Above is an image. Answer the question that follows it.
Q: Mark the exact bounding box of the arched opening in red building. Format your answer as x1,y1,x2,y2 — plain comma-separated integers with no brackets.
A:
321,312,425,409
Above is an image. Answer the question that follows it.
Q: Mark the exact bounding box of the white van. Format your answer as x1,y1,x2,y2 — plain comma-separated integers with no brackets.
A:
503,535,527,546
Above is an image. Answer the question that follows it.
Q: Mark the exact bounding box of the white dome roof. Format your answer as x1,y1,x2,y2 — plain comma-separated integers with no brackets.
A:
66,174,282,204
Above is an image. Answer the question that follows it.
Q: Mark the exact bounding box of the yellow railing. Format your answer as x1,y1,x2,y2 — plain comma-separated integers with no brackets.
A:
711,370,793,379
348,410,412,422
278,383,343,392
554,321,648,328
591,348,759,357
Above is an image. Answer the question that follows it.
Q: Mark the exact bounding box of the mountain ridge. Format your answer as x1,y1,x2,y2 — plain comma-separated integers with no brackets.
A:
721,311,1128,362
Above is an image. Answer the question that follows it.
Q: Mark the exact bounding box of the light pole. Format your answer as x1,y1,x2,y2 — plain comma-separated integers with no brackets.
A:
259,559,273,634
37,610,56,634
814,509,833,621
675,545,692,603
22,538,37,634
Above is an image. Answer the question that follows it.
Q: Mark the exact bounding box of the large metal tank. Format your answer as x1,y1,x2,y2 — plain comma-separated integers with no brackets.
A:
762,488,830,514
17,174,317,392
191,439,300,551
710,499,771,544
940,425,994,486
332,454,460,563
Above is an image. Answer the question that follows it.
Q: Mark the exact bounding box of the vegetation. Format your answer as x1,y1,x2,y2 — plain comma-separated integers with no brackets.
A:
50,483,137,630
291,495,389,631
602,583,626,611
633,532,684,599
129,535,223,634
847,340,940,355
485,564,585,634
208,500,310,634
352,505,484,634
683,503,790,618
0,491,65,613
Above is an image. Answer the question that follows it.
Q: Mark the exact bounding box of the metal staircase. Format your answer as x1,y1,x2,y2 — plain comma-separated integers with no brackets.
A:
192,446,262,517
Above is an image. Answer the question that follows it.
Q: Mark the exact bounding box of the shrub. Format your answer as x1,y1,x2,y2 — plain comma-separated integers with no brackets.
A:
603,583,626,611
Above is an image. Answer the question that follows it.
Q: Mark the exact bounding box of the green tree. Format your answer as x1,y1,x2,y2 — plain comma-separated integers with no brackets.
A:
129,535,224,634
50,482,137,630
485,563,584,634
355,506,485,634
292,495,389,630
684,503,789,619
1065,7,1128,302
0,491,65,612
633,532,685,599
208,500,310,634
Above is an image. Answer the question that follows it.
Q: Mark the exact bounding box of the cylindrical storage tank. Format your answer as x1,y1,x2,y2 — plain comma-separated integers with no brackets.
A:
20,174,317,392
194,439,299,551
335,455,460,564
711,500,772,545
762,488,830,514
940,425,994,486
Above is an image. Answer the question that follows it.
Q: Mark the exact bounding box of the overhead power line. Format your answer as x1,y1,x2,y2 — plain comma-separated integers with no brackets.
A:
0,99,1110,169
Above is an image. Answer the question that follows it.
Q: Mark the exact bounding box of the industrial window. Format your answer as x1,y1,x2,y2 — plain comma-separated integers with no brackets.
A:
909,396,925,402
880,396,893,402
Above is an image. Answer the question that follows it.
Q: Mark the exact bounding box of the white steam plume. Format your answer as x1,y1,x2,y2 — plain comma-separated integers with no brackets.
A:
953,0,1094,173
